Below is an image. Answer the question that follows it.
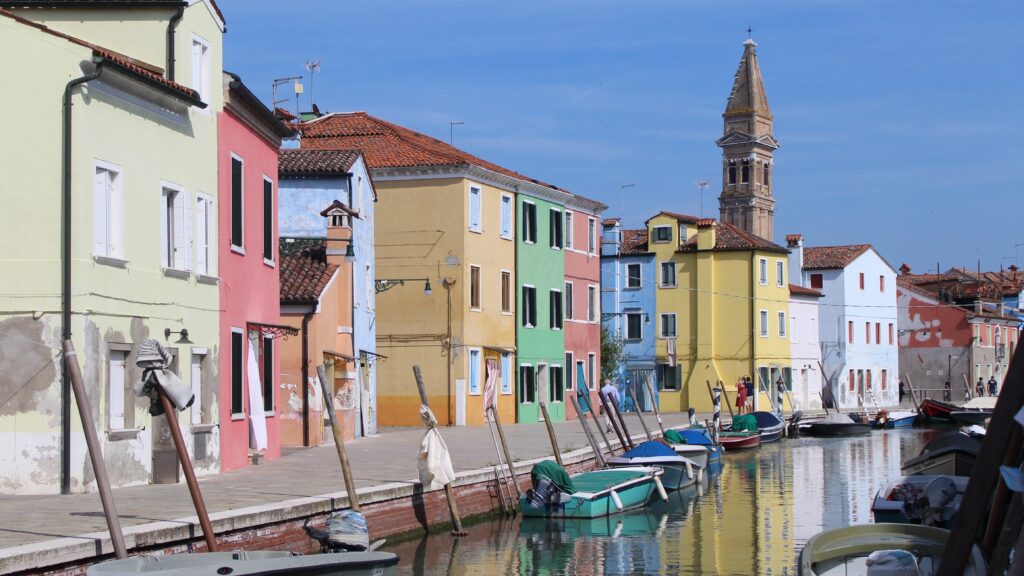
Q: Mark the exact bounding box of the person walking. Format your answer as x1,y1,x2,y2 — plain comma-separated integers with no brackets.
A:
745,376,755,412
943,380,951,402
976,377,985,397
898,380,906,405
736,378,747,415
988,375,998,397
600,379,621,433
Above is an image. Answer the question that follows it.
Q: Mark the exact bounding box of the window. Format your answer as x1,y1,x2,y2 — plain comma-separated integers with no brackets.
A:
549,366,564,402
522,202,537,243
564,210,573,249
759,258,768,285
875,322,881,344
763,164,770,186
759,310,768,337
161,185,191,270
791,316,798,343
550,290,563,329
190,351,206,425
879,275,885,292
577,359,587,390
500,353,512,394
263,178,274,262
810,274,823,289
859,272,865,290
195,194,214,276
522,286,537,327
231,330,244,416
549,208,563,249
108,349,128,429
588,286,597,322
564,282,574,320
501,270,512,313
986,325,993,347
776,261,785,287
519,365,536,403
888,323,894,345
500,195,512,239
810,317,818,344
469,265,481,310
191,35,210,104
588,353,595,390
652,226,672,243
626,263,642,288
468,186,482,232
866,369,872,391
848,321,854,344
262,336,274,413
865,322,871,344
626,312,643,340
660,262,677,287
660,314,677,338
588,218,597,253
881,369,888,391
740,160,749,183
231,155,244,249
565,353,574,391
778,311,786,338
728,164,737,185
658,363,682,390
469,349,481,395
93,163,124,260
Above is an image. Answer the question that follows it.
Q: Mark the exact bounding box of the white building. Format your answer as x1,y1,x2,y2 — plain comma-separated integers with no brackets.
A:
788,280,824,410
788,235,899,409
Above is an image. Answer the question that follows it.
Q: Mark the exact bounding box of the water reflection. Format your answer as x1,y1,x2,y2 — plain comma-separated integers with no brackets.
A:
387,430,934,575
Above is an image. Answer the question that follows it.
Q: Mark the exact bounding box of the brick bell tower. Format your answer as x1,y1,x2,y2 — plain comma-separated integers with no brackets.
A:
717,36,779,241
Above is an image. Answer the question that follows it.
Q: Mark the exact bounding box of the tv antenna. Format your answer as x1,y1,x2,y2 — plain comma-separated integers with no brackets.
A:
620,184,636,215
272,75,303,117
697,179,709,217
449,121,464,146
305,59,321,112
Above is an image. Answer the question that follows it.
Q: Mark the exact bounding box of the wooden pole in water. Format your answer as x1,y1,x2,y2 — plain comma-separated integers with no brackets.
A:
600,391,628,450
643,374,667,437
157,391,217,552
569,394,606,467
903,374,924,414
316,364,360,512
964,373,973,401
580,389,616,455
63,341,128,559
488,406,522,500
626,386,654,441
412,366,466,536
538,401,564,467
609,395,635,449
936,344,1024,575
484,412,513,514
982,424,1024,555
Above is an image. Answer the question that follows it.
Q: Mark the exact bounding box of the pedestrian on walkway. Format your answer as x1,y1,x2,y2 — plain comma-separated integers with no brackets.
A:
898,380,906,405
745,376,755,412
943,380,951,402
600,379,620,433
988,375,998,397
977,377,985,397
736,378,747,415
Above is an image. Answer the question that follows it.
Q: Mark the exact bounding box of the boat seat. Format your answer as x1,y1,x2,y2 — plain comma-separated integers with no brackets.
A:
866,550,920,576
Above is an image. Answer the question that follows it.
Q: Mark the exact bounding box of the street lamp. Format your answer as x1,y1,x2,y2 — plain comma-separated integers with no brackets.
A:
375,278,432,296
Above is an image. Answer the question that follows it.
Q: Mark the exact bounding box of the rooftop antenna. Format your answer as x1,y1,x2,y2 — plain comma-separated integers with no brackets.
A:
620,184,636,215
305,59,321,114
449,121,464,147
272,75,303,116
696,179,709,218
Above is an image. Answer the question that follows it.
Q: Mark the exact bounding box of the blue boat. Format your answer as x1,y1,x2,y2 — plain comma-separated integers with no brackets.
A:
751,411,785,443
608,441,701,490
878,410,918,429
520,462,664,518
666,427,724,463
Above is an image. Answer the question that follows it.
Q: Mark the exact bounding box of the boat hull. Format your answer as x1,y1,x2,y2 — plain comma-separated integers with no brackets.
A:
920,398,957,421
519,468,660,518
949,410,992,425
86,551,400,576
886,415,917,428
718,433,761,450
668,445,709,470
871,475,967,527
807,422,872,437
901,448,976,477
759,425,783,443
607,457,698,491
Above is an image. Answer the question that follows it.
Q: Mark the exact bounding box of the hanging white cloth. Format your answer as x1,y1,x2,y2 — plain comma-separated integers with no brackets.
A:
417,405,455,490
247,339,268,451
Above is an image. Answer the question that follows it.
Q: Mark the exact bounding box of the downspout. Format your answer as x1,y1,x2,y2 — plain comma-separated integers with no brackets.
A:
300,311,313,447
166,4,185,81
61,58,105,495
750,251,757,411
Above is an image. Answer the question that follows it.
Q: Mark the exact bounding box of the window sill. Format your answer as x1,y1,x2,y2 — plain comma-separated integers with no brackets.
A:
264,411,275,417
94,255,129,268
231,413,245,421
263,258,276,268
163,267,191,280
501,311,513,316
192,423,217,433
624,286,643,291
231,245,246,255
524,240,535,245
659,284,677,289
468,228,483,235
106,428,141,441
500,234,513,241
469,307,482,313
197,274,220,285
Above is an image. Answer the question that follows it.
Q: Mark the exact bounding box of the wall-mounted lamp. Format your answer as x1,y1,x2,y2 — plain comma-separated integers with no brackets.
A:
164,328,193,344
602,311,651,324
898,327,930,337
376,278,432,296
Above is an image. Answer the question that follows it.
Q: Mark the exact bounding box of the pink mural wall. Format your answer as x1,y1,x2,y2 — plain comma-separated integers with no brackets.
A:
564,208,601,419
217,107,282,472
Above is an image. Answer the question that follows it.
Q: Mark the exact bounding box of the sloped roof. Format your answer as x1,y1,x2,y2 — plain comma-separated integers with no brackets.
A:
789,284,822,298
724,39,771,119
678,220,788,254
279,241,338,304
620,229,650,255
802,245,873,270
279,149,361,176
0,0,225,27
646,211,701,225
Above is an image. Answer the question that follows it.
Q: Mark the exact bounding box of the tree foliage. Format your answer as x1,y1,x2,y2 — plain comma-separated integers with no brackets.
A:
600,325,625,384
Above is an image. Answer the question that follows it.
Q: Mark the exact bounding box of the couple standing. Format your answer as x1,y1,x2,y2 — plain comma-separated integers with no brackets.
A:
735,376,754,414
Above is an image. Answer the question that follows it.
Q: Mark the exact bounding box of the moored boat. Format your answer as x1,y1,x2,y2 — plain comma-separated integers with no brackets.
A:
751,411,785,442
717,431,761,450
875,410,918,429
86,551,400,576
871,475,967,527
901,431,980,477
608,441,701,490
806,413,872,437
919,398,958,422
948,397,995,426
664,427,723,463
520,461,664,518
798,524,986,575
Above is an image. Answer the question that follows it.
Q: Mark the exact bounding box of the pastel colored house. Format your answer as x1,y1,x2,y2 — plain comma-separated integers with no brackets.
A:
216,72,293,471
562,201,604,418
600,219,658,409
788,283,824,411
793,242,899,409
0,1,224,493
277,149,378,445
646,214,792,414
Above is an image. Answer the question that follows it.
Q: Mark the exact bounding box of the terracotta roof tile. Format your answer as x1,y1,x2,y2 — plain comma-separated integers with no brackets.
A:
789,284,822,297
646,211,701,225
279,240,338,303
802,244,872,270
677,220,788,254
279,149,361,176
620,229,649,255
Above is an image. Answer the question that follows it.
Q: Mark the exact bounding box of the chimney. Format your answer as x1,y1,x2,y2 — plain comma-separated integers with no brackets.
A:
321,200,354,267
696,219,716,251
899,263,911,275
601,218,622,256
786,233,804,286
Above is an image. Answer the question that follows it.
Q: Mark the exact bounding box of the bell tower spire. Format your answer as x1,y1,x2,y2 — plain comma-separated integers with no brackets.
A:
717,35,779,241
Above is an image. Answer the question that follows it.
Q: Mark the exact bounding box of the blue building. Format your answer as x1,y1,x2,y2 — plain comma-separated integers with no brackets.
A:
600,219,658,411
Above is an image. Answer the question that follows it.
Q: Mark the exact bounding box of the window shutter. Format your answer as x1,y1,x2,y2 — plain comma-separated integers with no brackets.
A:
195,196,208,275
108,174,123,259
93,169,108,256
182,191,193,271
173,191,187,270
160,191,170,268
263,180,273,260
530,205,537,242
191,41,202,95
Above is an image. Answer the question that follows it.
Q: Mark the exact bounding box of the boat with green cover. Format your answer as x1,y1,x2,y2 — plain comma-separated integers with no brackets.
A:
520,461,664,518
798,524,986,575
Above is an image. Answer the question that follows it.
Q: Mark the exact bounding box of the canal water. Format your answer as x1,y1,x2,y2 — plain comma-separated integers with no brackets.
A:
385,429,936,575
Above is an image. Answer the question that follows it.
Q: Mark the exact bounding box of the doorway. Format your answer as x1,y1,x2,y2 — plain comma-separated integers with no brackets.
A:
151,350,181,484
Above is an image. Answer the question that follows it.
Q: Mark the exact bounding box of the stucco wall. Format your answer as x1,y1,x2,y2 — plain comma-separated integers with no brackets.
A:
790,295,823,410
563,207,601,418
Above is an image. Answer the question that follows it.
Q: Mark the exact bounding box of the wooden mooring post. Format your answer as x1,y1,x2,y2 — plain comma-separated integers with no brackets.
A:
488,406,522,501
317,364,360,512
538,400,564,467
412,366,466,536
626,385,654,441
600,391,629,451
643,374,667,437
569,393,607,467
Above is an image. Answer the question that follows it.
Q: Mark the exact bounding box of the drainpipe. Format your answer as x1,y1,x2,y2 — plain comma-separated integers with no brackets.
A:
300,311,313,447
61,57,105,495
166,5,185,81
750,252,757,411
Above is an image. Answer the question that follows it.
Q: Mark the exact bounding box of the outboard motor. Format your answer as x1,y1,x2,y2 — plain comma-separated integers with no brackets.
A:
526,478,557,509
304,510,370,552
688,407,697,427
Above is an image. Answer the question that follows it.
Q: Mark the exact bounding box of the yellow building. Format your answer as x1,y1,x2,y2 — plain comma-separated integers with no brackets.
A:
646,214,792,413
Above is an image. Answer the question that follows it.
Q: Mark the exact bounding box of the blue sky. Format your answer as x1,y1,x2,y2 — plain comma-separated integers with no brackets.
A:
221,0,1022,273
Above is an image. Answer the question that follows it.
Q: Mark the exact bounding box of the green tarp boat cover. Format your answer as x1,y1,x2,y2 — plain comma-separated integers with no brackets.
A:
531,460,575,494
664,428,685,444
571,469,648,494
730,414,758,432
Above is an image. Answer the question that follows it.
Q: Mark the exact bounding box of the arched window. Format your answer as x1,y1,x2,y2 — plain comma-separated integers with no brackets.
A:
740,160,749,183
763,164,770,187
728,165,737,185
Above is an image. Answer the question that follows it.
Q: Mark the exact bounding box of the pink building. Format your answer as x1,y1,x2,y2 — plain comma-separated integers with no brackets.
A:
563,201,605,419
217,73,294,471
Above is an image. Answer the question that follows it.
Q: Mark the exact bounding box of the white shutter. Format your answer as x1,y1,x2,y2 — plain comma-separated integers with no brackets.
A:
469,189,480,230
108,172,123,259
109,351,126,429
191,40,202,96
93,168,108,256
195,195,208,275
182,191,193,271
205,197,216,276
173,191,186,270
160,190,170,268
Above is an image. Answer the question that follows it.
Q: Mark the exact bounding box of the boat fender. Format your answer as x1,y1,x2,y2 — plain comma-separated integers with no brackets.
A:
610,489,623,510
697,467,704,485
654,476,668,501
684,461,693,479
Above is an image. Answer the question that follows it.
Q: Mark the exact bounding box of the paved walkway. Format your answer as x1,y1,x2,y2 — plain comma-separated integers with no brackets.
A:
0,412,693,551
